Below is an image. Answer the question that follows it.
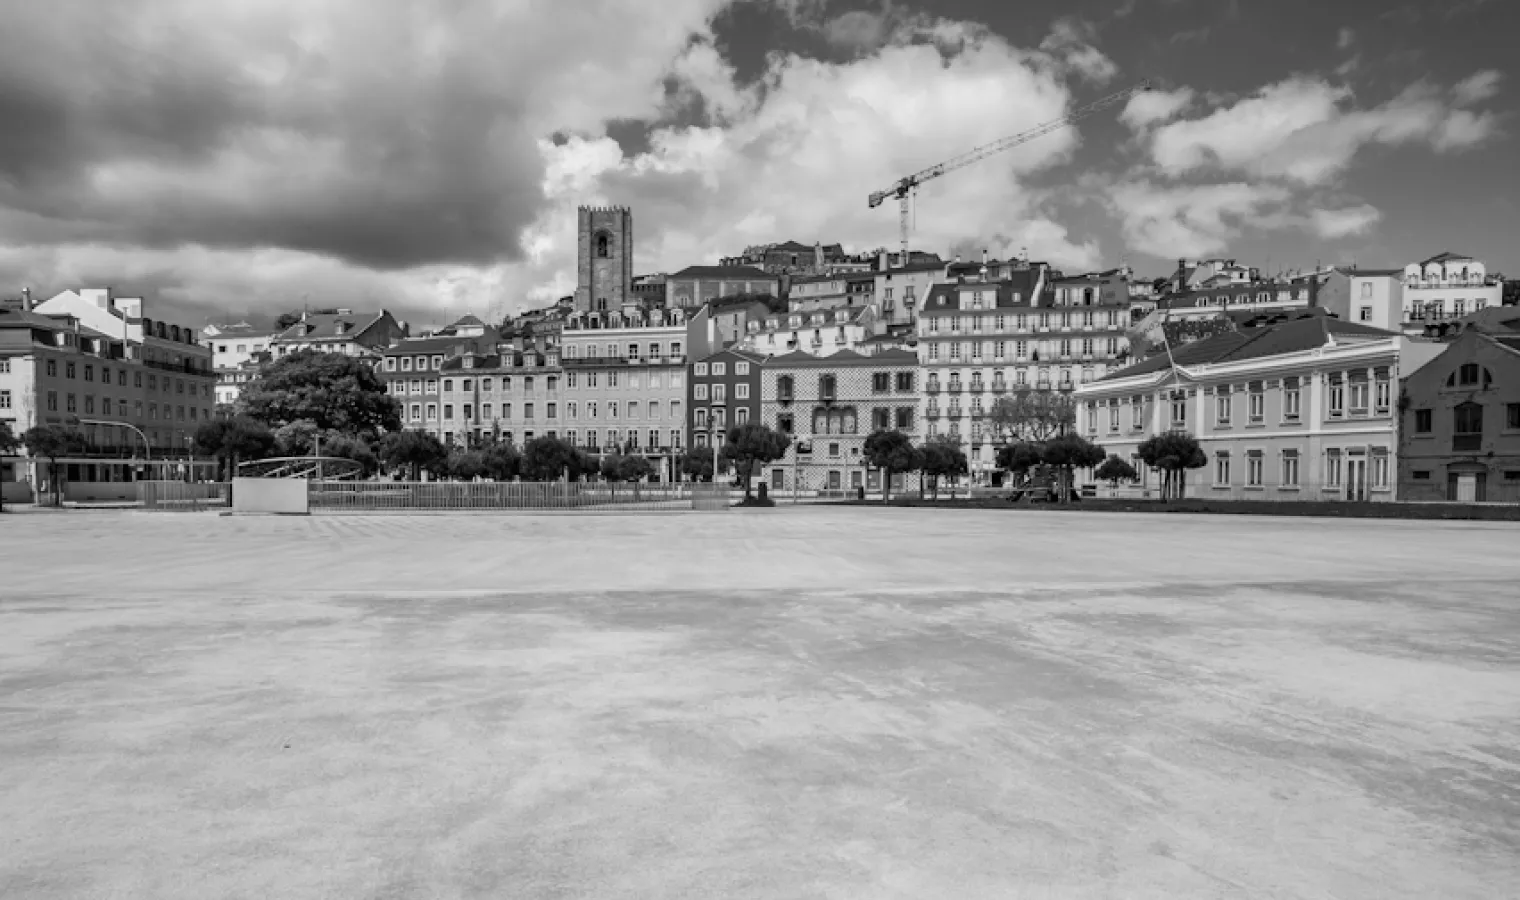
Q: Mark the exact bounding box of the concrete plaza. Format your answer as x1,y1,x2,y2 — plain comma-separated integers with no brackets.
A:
2,507,1518,898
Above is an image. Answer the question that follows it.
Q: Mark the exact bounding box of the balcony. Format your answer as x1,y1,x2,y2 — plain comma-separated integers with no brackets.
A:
990,382,1008,394
968,382,985,393
1453,434,1482,453
925,383,941,394
925,406,942,418
1035,379,1052,390
946,384,963,394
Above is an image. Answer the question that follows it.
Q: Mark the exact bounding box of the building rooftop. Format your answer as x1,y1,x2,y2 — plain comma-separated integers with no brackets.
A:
1419,251,1476,265
669,265,777,280
272,310,386,343
1100,313,1398,382
767,348,918,368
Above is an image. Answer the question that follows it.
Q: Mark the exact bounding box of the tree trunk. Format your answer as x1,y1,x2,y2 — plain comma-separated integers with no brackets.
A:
882,468,892,503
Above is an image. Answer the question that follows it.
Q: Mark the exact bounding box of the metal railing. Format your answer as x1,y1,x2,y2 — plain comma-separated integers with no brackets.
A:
138,480,229,511
1088,479,1520,505
307,480,729,512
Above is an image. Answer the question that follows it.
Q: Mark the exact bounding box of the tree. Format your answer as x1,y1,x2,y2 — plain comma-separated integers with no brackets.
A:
919,436,969,500
274,309,338,332
677,447,714,482
520,435,585,481
601,453,653,496
862,430,920,502
987,389,1076,444
1095,454,1139,489
318,432,380,477
1039,433,1106,503
476,440,520,481
193,416,277,482
237,349,401,437
1137,431,1207,502
379,430,449,481
0,421,19,513
721,422,791,500
994,441,1044,483
22,425,86,506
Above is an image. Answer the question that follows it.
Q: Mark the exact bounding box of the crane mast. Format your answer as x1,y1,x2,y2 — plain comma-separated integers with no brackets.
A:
868,80,1150,268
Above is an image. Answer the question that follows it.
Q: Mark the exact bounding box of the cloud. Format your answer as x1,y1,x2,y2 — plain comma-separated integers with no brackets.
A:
1120,87,1196,130
1310,205,1381,239
1453,69,1502,105
0,0,729,275
1337,28,1355,50
1107,181,1292,258
1141,74,1502,185
1039,17,1118,85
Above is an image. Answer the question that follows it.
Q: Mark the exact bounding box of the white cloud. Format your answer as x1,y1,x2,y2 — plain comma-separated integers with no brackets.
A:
1337,28,1355,50
1310,205,1381,239
1453,69,1502,105
1119,87,1195,130
1039,17,1118,85
1143,75,1502,185
1107,181,1292,258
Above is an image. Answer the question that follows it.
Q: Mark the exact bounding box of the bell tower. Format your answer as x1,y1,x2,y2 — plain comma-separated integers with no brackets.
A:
575,206,634,313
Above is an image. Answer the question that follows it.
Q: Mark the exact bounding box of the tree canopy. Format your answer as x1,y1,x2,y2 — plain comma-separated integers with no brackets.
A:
987,389,1075,443
677,447,714,482
0,421,19,512
1137,431,1206,501
862,430,920,502
994,441,1043,479
1039,433,1106,502
919,436,969,499
380,430,449,481
520,436,586,481
21,425,86,504
1095,454,1138,487
237,349,400,436
193,416,277,480
722,422,791,500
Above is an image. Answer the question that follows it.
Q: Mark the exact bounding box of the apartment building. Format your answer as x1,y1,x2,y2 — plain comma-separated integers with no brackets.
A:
559,304,689,471
760,348,919,495
202,322,280,406
379,315,508,446
740,303,879,357
3,290,216,501
1399,251,1503,333
665,265,781,309
689,348,764,450
916,263,1131,480
1074,312,1445,501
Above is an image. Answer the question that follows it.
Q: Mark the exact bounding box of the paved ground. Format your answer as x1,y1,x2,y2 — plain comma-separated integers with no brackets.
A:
2,507,1518,899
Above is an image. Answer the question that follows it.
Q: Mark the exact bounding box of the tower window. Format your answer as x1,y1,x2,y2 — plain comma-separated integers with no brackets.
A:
596,233,610,258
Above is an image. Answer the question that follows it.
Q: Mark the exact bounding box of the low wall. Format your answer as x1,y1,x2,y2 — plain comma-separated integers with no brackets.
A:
63,482,140,503
2,480,32,503
232,478,310,515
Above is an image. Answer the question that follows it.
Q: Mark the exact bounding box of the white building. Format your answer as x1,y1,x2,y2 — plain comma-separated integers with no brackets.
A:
1400,251,1502,328
202,322,280,405
740,304,879,357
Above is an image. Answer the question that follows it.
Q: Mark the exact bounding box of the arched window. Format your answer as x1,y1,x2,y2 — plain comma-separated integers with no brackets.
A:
596,233,610,258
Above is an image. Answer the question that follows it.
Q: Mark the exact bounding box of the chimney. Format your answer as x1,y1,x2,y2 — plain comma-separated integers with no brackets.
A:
982,249,988,266
21,287,31,312
954,253,962,264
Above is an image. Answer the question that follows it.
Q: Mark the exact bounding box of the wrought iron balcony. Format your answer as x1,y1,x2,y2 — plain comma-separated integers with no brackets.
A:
990,382,1008,393
968,382,985,393
925,383,941,393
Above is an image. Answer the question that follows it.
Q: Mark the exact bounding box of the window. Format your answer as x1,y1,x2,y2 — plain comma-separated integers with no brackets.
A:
483,403,494,419
547,403,557,419
1371,450,1389,488
426,403,438,420
777,375,794,401
410,403,421,421
712,362,726,377
1283,377,1301,420
1108,405,1119,432
1281,449,1300,487
777,413,794,433
1327,374,1344,418
1458,363,1481,386
1325,449,1342,487
829,442,840,458
443,404,454,421
896,407,913,429
695,362,708,377
525,402,535,420
1248,386,1264,422
66,393,77,412
46,359,57,377
1414,409,1433,433
0,390,9,409
873,372,891,393
1359,307,1372,322
1169,392,1187,427
1215,387,1232,426
1131,396,1144,429
1508,403,1520,430
1374,371,1391,413
735,383,750,400
820,375,837,401
896,371,914,391
694,384,709,401
1246,451,1263,487
66,362,76,379
1453,402,1483,451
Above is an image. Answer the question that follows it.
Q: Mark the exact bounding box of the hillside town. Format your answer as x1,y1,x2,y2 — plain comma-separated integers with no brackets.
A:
2,206,1518,507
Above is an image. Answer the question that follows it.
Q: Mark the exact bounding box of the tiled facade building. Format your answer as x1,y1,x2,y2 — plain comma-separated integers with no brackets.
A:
1075,313,1445,502
760,348,919,494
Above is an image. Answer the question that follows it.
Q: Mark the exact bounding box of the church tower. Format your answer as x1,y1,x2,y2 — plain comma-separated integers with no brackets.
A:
575,206,634,313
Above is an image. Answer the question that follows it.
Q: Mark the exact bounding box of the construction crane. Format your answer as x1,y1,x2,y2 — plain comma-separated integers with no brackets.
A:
868,80,1151,267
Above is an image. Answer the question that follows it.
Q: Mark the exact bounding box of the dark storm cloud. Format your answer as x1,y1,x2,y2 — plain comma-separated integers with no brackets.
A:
0,0,546,271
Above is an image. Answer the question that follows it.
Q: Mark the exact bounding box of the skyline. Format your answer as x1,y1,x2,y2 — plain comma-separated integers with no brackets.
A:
0,0,1513,329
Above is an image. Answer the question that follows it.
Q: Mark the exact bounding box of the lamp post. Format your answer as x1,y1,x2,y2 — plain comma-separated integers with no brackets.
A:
67,415,152,482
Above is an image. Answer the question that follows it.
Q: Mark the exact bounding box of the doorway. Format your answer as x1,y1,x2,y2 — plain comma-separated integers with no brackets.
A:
1448,471,1486,503
1346,456,1367,502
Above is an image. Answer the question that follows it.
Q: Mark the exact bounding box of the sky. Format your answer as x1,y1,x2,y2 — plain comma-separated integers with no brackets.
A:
0,0,1514,330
